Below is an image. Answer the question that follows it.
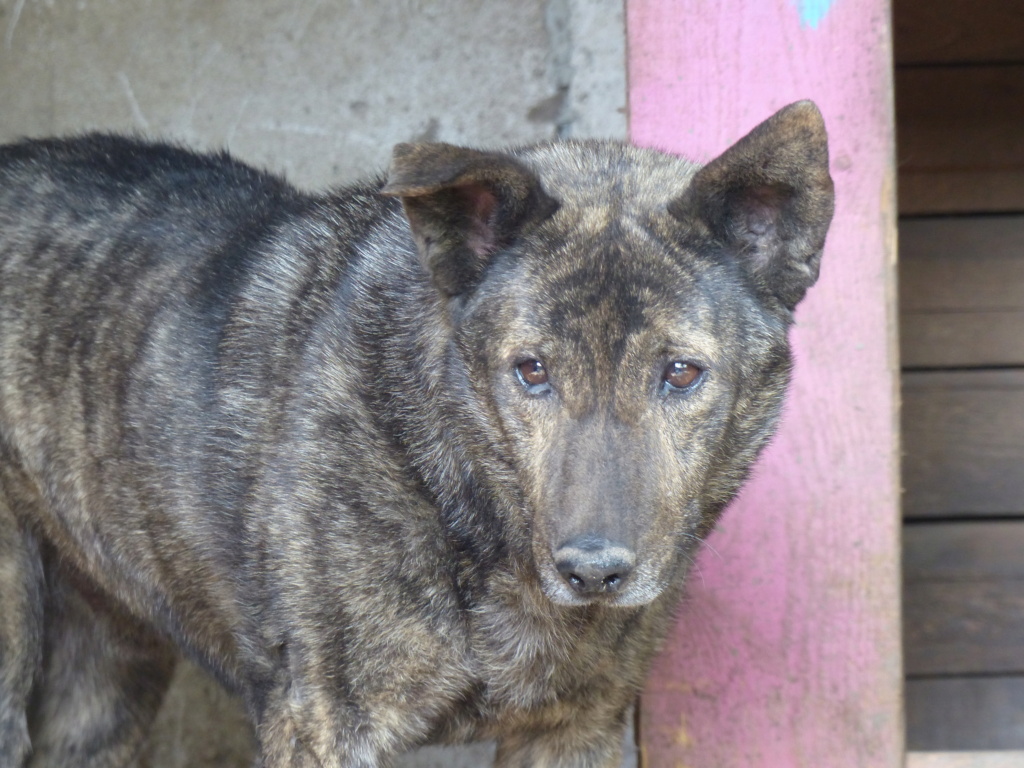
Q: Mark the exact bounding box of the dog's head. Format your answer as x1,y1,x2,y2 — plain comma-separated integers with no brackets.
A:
383,102,834,607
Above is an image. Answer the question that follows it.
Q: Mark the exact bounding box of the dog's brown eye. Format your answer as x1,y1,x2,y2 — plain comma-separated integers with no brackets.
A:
663,361,703,392
516,359,551,394
517,359,548,386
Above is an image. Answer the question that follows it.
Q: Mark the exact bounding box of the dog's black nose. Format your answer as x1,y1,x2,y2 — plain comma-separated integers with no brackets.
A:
554,537,636,596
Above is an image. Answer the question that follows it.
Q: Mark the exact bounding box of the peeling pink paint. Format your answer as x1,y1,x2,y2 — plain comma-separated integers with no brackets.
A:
628,1,902,766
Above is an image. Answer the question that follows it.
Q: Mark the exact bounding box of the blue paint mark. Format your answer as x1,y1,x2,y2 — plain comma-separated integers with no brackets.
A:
796,0,836,28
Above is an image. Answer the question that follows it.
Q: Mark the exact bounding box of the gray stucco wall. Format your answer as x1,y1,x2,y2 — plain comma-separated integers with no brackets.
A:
0,0,633,765
0,0,626,183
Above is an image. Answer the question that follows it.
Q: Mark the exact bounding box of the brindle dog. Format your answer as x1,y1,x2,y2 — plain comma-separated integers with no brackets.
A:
0,102,833,767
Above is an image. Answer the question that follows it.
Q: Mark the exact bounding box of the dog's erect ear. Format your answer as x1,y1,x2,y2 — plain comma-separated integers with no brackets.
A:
670,101,835,310
381,143,557,297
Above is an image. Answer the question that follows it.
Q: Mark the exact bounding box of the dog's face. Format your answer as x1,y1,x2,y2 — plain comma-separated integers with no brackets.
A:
455,206,792,607
383,102,834,607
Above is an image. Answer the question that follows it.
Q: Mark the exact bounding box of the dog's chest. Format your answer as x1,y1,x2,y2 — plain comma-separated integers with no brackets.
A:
436,591,633,740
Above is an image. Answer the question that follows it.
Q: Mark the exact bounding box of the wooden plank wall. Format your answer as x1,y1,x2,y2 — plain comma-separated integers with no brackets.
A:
896,0,1024,751
628,2,902,766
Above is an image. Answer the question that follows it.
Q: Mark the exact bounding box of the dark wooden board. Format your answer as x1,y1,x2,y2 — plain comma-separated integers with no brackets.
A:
901,312,1024,369
905,582,1024,675
897,67,1024,214
900,217,1024,312
899,216,1024,368
905,521,1024,582
904,522,1024,675
894,0,1024,65
906,676,1024,751
903,370,1024,517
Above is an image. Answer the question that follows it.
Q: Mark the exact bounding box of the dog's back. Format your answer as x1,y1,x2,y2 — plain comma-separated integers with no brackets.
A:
0,135,300,594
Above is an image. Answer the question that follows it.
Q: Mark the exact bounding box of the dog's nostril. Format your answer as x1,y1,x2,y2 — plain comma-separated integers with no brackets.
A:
554,537,635,597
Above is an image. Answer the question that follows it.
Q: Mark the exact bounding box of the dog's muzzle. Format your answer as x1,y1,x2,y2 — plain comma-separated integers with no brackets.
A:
553,535,636,597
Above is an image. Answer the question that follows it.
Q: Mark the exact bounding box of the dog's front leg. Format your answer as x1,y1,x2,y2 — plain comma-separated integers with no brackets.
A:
0,498,43,768
26,566,177,768
494,722,628,768
255,690,405,768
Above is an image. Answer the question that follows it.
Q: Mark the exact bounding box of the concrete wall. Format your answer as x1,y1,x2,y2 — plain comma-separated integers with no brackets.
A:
0,1,631,765
0,0,626,185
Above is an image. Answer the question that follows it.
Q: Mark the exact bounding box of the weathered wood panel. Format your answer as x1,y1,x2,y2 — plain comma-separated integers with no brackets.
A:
900,217,1024,311
900,216,1024,368
894,0,1024,757
903,370,1024,517
628,2,902,766
905,521,1024,582
906,677,1024,750
901,312,1024,369
905,582,1024,675
908,753,1024,768
897,67,1024,214
904,522,1024,675
894,0,1024,65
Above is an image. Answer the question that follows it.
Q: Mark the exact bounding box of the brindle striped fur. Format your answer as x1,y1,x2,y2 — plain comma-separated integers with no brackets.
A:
0,102,833,767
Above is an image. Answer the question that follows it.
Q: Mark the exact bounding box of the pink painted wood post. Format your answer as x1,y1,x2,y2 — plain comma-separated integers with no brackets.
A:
627,2,902,767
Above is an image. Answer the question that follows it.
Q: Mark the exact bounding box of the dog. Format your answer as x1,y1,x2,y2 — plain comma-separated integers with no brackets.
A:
0,101,833,767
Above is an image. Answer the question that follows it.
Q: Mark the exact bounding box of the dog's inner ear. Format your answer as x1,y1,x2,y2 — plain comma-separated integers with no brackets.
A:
669,100,835,311
381,143,557,298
